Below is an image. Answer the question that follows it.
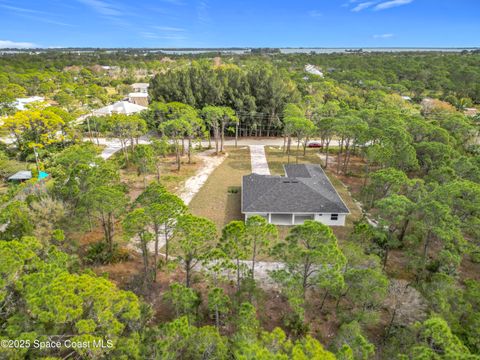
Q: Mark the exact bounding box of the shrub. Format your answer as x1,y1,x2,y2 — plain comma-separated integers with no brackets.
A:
84,242,130,264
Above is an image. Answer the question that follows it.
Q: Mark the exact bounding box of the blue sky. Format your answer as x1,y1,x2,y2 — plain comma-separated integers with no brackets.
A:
0,0,478,48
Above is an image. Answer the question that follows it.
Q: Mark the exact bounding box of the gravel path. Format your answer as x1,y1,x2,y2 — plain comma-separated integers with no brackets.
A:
249,145,270,175
178,149,227,205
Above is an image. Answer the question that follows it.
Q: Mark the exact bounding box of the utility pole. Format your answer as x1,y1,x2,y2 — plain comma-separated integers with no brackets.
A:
92,114,100,145
86,116,93,142
235,119,239,148
33,146,40,173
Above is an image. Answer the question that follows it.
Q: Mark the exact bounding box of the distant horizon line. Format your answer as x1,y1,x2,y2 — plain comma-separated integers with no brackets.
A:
1,46,479,51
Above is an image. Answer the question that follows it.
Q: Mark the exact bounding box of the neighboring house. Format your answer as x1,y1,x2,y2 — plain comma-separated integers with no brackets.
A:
304,64,324,77
128,92,149,107
7,170,49,182
91,101,147,116
7,170,32,182
464,108,478,117
100,65,120,72
131,83,149,93
242,164,349,226
14,96,45,110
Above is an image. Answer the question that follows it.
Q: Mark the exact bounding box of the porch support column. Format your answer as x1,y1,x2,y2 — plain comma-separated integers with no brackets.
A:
292,214,295,225
268,213,271,224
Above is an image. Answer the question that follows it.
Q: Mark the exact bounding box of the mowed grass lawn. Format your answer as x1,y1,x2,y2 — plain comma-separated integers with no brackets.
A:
189,146,251,231
264,146,362,241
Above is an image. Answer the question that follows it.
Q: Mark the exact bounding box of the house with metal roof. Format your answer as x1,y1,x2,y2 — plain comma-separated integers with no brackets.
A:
91,101,147,116
7,170,32,181
7,170,49,182
241,164,349,226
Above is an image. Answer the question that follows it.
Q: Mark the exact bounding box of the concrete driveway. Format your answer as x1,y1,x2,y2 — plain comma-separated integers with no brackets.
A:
249,145,270,175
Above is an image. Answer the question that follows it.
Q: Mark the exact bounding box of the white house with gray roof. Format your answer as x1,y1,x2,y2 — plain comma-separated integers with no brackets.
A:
91,101,147,116
131,83,149,93
242,164,349,226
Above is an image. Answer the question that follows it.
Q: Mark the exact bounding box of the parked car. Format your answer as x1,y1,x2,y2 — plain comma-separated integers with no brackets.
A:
307,141,323,148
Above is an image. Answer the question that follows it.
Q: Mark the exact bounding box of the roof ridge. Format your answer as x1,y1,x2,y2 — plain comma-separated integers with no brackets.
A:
246,178,324,212
307,165,350,214
297,177,343,209
242,164,350,214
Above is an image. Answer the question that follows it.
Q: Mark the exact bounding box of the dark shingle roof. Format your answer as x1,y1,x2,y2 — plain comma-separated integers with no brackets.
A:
242,164,349,214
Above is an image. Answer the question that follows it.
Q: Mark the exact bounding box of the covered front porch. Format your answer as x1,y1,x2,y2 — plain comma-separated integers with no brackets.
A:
245,213,314,226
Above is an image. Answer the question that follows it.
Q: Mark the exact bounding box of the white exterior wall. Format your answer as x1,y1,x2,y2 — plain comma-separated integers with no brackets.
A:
314,213,346,226
244,212,347,226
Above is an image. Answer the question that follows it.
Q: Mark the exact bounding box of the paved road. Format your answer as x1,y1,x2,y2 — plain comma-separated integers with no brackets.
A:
83,137,338,160
91,137,292,159
87,136,150,159
1,135,339,160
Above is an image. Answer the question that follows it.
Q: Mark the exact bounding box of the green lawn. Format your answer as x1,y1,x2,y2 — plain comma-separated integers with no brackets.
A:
189,146,251,231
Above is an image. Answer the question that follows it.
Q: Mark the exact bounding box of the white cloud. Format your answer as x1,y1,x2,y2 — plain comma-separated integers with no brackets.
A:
0,4,72,26
373,33,394,38
0,4,46,15
77,0,121,16
153,26,185,32
309,10,323,17
157,35,187,40
141,26,188,41
374,0,414,10
159,0,185,4
197,0,210,24
140,32,158,39
352,2,375,12
0,40,38,49
28,15,73,27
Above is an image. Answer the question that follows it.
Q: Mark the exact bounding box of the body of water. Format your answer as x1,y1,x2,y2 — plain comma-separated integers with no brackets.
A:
1,48,478,56
279,47,478,54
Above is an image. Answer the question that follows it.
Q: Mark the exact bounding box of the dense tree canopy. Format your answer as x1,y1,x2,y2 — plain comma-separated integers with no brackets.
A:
1,49,479,360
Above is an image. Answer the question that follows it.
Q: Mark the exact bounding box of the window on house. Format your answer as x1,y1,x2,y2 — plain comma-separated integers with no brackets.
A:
331,214,338,221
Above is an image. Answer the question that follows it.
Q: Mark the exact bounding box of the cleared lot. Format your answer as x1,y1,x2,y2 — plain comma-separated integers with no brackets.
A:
188,146,251,230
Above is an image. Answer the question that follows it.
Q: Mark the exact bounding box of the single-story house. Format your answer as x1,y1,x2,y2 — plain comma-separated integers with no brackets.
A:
304,64,324,77
8,170,32,181
92,101,147,116
128,92,149,107
8,170,49,182
242,164,349,226
464,108,478,117
131,83,149,93
14,96,45,110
